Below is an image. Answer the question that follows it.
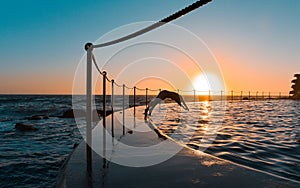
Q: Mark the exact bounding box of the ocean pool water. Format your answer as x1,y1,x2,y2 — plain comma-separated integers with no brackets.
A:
0,95,299,187
150,100,300,182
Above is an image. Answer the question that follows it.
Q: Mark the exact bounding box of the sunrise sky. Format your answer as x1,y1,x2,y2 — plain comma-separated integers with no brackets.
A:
0,0,299,94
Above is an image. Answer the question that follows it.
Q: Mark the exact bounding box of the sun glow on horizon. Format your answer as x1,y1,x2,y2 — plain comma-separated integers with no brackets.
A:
193,74,210,95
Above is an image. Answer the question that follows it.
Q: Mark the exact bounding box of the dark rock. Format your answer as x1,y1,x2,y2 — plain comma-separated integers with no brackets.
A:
62,109,75,118
61,109,86,118
15,123,38,131
61,109,114,118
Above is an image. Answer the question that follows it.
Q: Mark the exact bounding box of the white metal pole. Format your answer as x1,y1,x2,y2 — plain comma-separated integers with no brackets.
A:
122,84,125,135
221,90,223,101
111,80,114,137
111,80,114,110
86,45,93,173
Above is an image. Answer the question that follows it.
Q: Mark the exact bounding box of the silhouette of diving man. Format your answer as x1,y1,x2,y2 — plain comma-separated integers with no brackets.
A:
144,90,189,119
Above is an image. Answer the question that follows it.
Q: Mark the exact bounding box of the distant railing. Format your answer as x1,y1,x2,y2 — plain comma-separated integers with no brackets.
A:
177,90,290,102
95,82,291,107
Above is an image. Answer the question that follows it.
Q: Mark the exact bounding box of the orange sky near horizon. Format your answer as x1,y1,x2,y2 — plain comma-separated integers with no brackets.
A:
0,48,295,95
0,71,73,94
213,48,295,95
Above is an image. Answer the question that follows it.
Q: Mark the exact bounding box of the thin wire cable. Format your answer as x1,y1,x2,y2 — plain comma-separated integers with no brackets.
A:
92,52,114,83
124,85,134,90
114,81,123,88
148,89,159,92
179,90,194,93
136,87,146,91
106,76,112,83
92,53,103,75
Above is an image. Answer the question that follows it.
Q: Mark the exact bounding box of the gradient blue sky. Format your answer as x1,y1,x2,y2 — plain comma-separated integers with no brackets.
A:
0,0,299,94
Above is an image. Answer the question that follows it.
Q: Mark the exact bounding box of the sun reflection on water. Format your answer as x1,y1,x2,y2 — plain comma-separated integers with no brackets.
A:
151,100,300,182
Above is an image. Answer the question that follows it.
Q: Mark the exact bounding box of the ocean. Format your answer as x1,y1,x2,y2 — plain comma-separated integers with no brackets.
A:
0,95,299,187
151,100,300,183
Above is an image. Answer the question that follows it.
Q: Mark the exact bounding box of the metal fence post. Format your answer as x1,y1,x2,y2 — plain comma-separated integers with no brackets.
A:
248,91,250,100
220,90,223,101
86,45,92,174
240,91,243,100
103,71,107,128
111,79,114,137
122,84,125,135
133,86,136,128
133,86,136,118
146,88,148,108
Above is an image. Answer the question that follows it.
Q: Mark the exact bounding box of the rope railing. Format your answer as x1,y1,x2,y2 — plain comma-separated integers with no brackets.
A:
124,85,134,90
178,89,196,93
105,76,112,83
135,87,147,91
92,54,102,75
114,81,123,88
92,0,212,49
148,88,160,92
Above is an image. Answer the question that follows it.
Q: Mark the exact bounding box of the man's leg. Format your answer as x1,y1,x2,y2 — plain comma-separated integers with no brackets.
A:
144,107,149,119
144,98,159,119
179,95,189,111
148,98,161,115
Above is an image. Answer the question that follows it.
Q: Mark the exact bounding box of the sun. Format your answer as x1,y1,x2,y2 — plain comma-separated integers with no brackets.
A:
193,74,210,95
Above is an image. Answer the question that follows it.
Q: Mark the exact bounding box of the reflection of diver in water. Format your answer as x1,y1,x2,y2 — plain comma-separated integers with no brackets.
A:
144,90,189,119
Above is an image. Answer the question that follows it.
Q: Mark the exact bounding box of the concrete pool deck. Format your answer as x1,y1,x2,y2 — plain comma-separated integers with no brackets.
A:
57,106,298,188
